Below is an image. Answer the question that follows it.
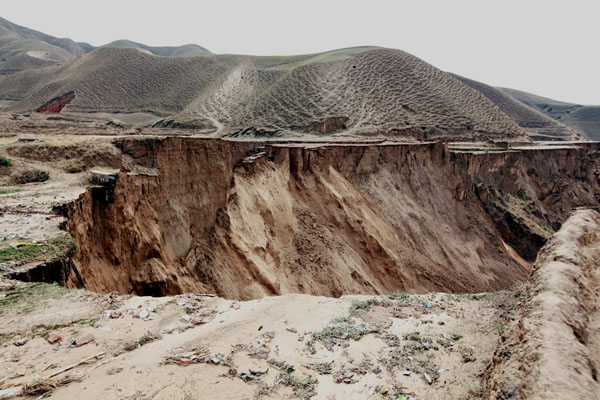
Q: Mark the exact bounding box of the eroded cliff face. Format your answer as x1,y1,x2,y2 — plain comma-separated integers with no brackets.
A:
64,139,600,299
485,209,600,399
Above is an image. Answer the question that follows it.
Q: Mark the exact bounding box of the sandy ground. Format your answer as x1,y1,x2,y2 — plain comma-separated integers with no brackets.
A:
0,282,517,399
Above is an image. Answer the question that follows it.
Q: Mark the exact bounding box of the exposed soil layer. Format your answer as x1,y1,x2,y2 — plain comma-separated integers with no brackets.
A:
486,209,600,399
35,91,75,113
63,139,600,299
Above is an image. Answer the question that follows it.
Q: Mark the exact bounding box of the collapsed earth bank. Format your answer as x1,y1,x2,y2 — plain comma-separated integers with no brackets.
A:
62,139,600,299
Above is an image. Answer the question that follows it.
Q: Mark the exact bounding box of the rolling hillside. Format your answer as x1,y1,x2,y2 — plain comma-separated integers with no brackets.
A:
501,88,600,141
0,16,211,75
103,40,210,57
0,46,529,140
0,16,92,74
452,74,584,141
0,16,592,141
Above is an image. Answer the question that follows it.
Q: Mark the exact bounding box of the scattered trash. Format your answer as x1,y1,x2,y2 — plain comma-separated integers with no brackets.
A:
138,309,149,319
13,338,27,346
402,370,411,376
250,368,268,377
181,315,192,322
163,347,210,366
239,372,255,382
0,387,22,399
209,352,228,365
102,310,122,319
335,372,355,384
424,372,433,385
46,332,63,344
70,334,95,347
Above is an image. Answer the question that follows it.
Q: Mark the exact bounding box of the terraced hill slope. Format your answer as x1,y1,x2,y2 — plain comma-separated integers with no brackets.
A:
0,46,530,140
452,74,584,141
501,87,600,141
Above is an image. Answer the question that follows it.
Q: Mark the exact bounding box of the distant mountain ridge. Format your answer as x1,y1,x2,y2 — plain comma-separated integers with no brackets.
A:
103,40,210,57
0,16,93,57
499,88,600,141
452,74,582,141
0,16,211,74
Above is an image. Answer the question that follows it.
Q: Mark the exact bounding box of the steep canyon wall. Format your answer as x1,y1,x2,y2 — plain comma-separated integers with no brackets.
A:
63,139,600,299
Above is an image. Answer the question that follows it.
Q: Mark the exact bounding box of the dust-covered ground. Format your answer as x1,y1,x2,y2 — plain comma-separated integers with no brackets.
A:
0,124,599,399
0,282,519,399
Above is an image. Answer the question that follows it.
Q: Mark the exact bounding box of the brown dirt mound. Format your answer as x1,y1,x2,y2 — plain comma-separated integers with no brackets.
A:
486,209,600,399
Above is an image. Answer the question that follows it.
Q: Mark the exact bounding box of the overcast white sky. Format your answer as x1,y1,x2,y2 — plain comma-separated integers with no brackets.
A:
4,0,600,104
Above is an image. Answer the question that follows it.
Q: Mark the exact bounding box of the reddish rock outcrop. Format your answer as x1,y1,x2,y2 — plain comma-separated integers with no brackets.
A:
36,91,75,113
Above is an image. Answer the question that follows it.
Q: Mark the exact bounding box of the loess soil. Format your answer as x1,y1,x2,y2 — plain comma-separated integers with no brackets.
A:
0,122,599,399
61,138,600,299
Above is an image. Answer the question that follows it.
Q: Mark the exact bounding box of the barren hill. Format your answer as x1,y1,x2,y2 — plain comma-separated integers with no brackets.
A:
0,46,529,140
0,16,92,74
452,74,584,141
501,87,600,141
103,40,210,57
0,16,211,75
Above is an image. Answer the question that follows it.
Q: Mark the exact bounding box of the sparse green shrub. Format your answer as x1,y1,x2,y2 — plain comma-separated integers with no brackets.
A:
349,298,378,315
0,156,10,166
